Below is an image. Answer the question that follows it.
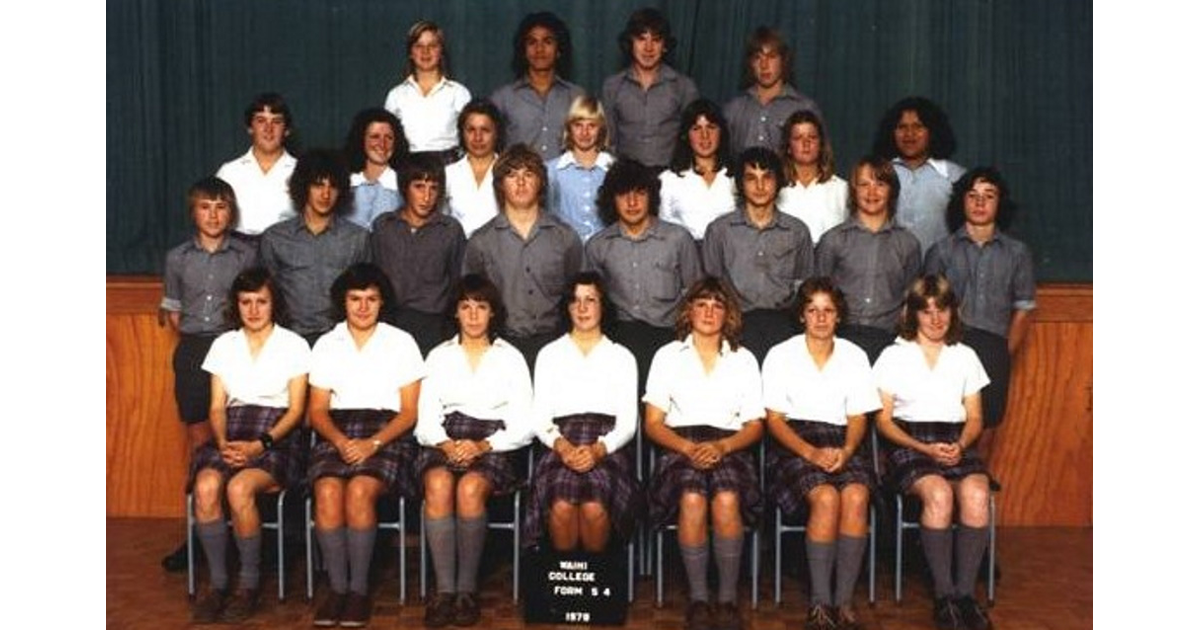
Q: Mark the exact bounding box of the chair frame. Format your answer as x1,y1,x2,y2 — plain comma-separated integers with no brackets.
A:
304,491,410,604
186,488,290,602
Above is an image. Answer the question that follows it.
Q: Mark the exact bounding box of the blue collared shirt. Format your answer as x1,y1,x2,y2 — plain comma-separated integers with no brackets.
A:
892,157,966,254
545,151,615,242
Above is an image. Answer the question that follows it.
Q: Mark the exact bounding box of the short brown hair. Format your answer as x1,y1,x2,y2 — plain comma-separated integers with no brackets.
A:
492,144,547,209
674,276,744,350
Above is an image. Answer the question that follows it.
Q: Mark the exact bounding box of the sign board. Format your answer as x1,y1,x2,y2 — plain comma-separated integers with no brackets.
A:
523,547,628,625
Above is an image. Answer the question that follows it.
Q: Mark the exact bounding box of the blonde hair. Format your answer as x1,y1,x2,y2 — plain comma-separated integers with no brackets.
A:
561,95,608,152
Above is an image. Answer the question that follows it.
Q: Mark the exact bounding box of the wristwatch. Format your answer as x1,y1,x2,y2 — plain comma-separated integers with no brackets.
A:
259,432,275,451
371,439,383,451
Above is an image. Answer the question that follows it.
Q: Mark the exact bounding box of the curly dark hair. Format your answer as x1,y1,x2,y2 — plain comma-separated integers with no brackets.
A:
329,263,396,323
946,166,1018,233
342,108,410,173
288,148,351,216
871,96,958,161
597,159,662,226
224,267,289,330
511,11,573,79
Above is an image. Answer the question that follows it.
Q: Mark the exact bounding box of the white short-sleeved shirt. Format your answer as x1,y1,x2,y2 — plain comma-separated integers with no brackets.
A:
215,148,298,235
532,334,638,454
309,322,426,412
761,334,880,426
443,155,499,238
416,336,534,452
202,325,310,408
776,175,849,245
873,338,990,424
643,335,764,431
658,168,737,241
384,76,472,152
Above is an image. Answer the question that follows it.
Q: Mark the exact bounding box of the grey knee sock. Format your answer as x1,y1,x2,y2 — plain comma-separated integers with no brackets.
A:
680,540,710,603
234,532,262,590
920,526,954,599
713,533,744,605
316,527,349,594
347,527,377,596
833,535,867,606
806,539,836,606
954,526,989,598
425,515,457,594
197,520,230,591
456,515,487,594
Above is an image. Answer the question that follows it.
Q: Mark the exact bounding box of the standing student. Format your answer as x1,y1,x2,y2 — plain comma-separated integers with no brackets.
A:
871,97,966,254
384,20,472,163
342,108,409,230
776,110,848,245
601,7,699,169
703,147,814,364
659,99,738,242
443,99,504,238
159,176,258,573
259,149,370,346
815,156,921,363
216,93,298,238
490,11,585,161
545,95,616,242
723,27,822,155
370,154,466,356
924,167,1035,460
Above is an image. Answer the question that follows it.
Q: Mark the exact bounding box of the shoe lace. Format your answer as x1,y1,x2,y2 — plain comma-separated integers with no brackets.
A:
810,605,836,627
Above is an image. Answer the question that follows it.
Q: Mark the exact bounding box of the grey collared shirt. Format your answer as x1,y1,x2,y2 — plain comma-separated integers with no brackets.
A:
370,211,466,315
702,208,814,311
259,216,370,336
815,216,921,330
601,64,699,168
463,210,583,337
584,218,702,328
491,76,585,161
924,227,1037,338
723,84,822,155
161,236,258,334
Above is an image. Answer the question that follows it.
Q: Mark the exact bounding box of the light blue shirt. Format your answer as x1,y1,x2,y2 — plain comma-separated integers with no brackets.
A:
892,157,966,254
347,169,402,231
546,151,615,242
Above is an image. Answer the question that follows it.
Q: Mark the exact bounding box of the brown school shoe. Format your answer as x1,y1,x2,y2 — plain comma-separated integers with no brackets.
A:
339,592,372,628
220,587,261,623
835,604,863,630
804,604,837,630
684,600,713,630
424,592,457,628
452,592,481,627
191,587,229,624
712,601,743,630
313,592,346,627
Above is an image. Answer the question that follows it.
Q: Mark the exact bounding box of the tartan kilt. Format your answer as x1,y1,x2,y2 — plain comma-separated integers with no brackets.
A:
307,409,419,497
766,420,874,518
648,425,762,528
522,414,644,548
188,405,306,489
414,412,521,495
887,420,989,492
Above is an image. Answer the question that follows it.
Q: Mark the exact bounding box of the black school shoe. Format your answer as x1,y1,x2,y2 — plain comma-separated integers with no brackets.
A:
934,596,964,630
957,595,993,630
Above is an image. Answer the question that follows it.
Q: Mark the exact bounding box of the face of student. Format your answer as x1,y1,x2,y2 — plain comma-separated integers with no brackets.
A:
569,118,601,153
631,30,665,71
524,25,559,74
963,178,1000,228
787,122,822,168
894,110,931,162
915,297,951,345
363,122,396,168
853,165,890,218
345,286,383,332
306,178,341,217
568,284,603,335
410,29,443,74
462,113,498,159
502,166,541,209
192,196,233,240
741,164,779,210
237,287,274,334
688,114,721,161
247,108,288,154
456,298,493,341
615,189,651,230
403,178,441,221
688,296,727,338
752,46,784,89
802,291,839,342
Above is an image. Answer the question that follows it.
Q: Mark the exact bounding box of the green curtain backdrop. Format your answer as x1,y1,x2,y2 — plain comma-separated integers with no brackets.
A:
107,0,1091,281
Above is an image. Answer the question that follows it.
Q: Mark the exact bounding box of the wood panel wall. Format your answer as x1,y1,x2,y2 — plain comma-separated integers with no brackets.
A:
106,278,1092,525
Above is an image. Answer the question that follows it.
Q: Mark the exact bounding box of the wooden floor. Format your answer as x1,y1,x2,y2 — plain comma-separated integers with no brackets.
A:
107,518,1090,629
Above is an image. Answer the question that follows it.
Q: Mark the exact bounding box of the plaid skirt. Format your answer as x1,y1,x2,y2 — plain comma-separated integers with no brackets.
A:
307,409,419,497
414,412,520,495
188,405,306,489
522,414,644,548
766,420,874,518
887,420,989,492
648,425,762,528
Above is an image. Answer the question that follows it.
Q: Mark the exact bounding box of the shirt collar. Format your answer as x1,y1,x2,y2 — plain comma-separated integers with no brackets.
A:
403,74,449,93
350,167,398,189
623,63,680,87
890,156,953,178
187,235,233,253
679,333,731,356
554,151,615,171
